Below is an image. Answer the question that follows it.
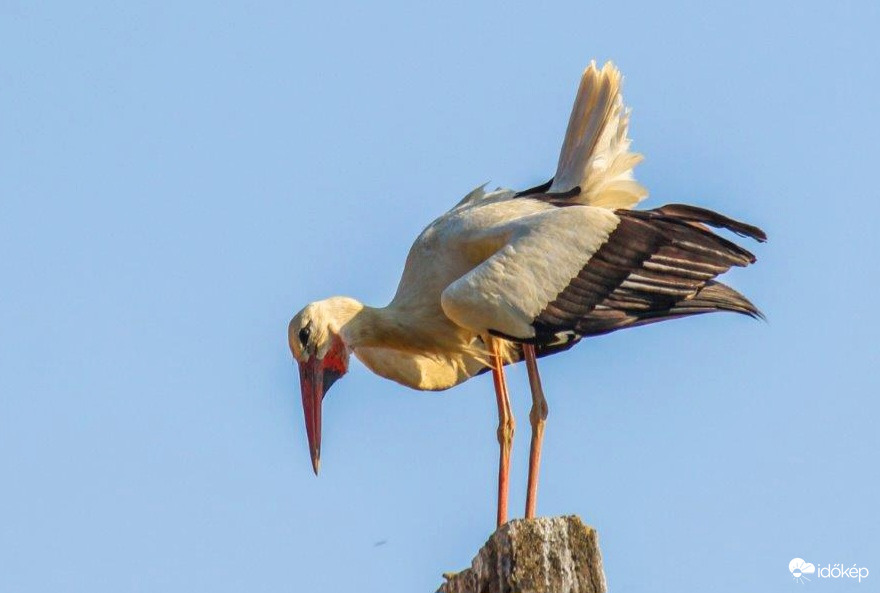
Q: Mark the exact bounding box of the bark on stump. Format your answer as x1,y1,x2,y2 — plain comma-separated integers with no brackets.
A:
438,515,606,593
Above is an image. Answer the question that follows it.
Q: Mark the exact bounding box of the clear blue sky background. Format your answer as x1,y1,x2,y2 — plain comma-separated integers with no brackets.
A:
2,1,878,591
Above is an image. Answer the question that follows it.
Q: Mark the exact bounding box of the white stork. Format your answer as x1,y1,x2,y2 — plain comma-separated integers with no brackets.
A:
288,62,766,527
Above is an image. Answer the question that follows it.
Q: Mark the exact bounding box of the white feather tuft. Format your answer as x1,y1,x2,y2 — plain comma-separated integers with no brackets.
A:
549,62,647,209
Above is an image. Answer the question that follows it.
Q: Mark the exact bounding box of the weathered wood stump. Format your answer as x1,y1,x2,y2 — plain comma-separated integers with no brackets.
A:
438,515,606,593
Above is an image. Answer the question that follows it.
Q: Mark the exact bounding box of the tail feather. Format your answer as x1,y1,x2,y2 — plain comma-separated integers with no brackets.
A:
548,62,647,209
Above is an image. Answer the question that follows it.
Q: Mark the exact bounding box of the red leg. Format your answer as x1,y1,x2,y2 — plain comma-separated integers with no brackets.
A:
523,343,548,519
490,338,515,528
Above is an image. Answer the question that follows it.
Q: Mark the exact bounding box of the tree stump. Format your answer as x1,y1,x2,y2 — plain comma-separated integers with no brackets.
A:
438,515,606,593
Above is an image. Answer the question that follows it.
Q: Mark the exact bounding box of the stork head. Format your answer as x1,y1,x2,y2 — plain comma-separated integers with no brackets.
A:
288,297,361,475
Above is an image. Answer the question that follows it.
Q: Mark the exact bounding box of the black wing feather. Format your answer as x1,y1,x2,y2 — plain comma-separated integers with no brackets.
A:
528,205,765,342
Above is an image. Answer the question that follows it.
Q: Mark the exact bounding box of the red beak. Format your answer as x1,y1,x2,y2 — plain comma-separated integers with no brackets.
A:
295,335,347,476
298,356,324,475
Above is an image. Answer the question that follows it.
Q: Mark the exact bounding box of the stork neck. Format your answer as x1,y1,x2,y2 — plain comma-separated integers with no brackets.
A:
341,304,416,351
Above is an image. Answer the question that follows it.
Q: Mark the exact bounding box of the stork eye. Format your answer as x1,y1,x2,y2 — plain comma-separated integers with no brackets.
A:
298,327,311,346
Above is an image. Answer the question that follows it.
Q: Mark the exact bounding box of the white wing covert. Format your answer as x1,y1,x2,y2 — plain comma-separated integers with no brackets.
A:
440,206,621,340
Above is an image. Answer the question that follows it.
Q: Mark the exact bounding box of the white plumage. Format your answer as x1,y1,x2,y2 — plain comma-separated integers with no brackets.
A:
287,62,765,524
440,198,621,339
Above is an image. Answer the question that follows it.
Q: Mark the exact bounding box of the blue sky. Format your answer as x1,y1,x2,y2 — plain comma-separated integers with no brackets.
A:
2,1,878,591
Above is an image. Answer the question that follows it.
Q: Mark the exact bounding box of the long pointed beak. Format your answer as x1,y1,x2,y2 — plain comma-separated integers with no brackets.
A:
298,356,323,475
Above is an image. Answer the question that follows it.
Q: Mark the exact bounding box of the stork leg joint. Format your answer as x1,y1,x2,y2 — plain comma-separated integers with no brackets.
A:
497,415,515,447
529,398,548,425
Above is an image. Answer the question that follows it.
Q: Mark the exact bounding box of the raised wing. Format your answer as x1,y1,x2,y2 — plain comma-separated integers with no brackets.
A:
440,203,765,343
543,62,647,209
